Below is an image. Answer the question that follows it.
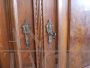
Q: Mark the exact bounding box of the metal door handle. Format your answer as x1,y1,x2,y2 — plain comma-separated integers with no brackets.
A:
46,19,56,44
22,20,30,48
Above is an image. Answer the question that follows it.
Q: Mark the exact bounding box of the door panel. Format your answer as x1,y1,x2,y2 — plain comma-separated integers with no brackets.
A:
17,0,35,67
43,0,58,68
12,0,36,68
69,0,90,68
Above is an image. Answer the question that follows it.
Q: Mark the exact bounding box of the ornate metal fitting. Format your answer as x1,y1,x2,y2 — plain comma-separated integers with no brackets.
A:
22,20,30,48
46,19,56,44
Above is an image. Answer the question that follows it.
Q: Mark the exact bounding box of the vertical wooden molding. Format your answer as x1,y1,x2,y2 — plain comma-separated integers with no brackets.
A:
33,0,44,68
12,0,22,68
33,0,39,68
67,0,71,68
4,0,15,68
0,0,10,68
58,0,68,68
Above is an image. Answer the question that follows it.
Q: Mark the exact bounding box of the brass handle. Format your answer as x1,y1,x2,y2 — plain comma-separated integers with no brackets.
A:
22,20,30,48
46,19,56,44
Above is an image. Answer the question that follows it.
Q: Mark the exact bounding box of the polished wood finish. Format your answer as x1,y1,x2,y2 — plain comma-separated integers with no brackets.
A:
12,0,36,68
33,0,58,68
58,0,69,68
43,0,58,68
1,0,90,68
69,0,90,68
0,0,11,68
14,0,35,68
33,0,44,68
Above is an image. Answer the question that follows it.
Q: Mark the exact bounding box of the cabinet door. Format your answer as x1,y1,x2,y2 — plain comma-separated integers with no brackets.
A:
33,0,58,68
43,0,58,68
69,0,90,68
0,0,11,68
12,0,36,68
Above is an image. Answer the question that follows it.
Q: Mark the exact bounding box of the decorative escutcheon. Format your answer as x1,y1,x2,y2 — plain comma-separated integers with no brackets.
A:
22,20,30,48
46,19,56,44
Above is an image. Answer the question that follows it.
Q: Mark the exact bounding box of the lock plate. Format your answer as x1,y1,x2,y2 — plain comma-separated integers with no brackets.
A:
46,19,56,44
22,22,30,48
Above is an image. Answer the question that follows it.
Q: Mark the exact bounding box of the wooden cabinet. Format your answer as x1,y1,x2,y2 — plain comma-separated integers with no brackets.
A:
0,0,90,68
12,0,58,68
